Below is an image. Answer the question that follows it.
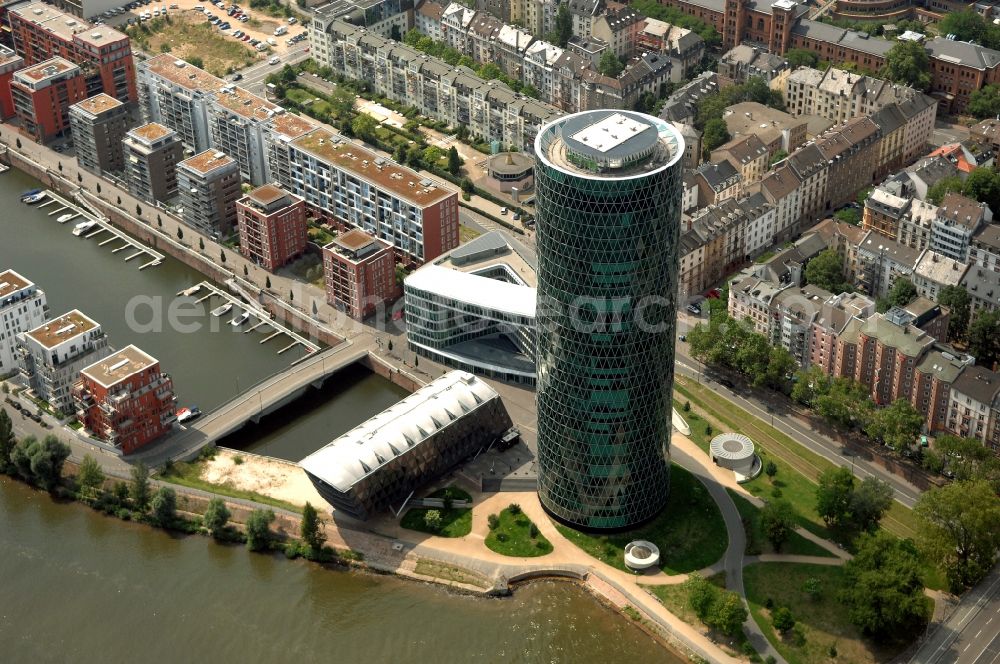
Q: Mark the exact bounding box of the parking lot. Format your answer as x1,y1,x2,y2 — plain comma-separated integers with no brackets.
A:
96,0,308,64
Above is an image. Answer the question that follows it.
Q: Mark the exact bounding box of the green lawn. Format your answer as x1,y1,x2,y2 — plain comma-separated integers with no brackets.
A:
673,400,711,453
743,563,917,664
554,464,728,574
645,573,748,656
459,224,482,243
485,507,552,557
158,460,303,515
727,490,836,558
675,379,921,544
401,485,473,538
285,87,334,117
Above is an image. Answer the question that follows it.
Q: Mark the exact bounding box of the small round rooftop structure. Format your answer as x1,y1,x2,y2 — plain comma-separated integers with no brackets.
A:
710,433,761,482
535,110,683,180
624,540,660,571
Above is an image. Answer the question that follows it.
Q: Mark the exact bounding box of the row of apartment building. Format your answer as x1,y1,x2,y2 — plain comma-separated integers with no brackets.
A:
653,0,1000,113
69,55,461,265
0,269,175,454
726,226,1000,451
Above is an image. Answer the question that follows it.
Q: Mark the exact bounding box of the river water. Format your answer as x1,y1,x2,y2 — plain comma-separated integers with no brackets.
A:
0,168,686,662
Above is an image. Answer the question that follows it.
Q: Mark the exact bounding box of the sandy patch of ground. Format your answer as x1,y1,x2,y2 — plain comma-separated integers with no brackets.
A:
202,447,327,511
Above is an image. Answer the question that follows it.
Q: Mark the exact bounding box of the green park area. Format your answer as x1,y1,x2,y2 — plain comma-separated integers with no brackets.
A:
555,464,727,574
485,505,552,557
400,487,473,538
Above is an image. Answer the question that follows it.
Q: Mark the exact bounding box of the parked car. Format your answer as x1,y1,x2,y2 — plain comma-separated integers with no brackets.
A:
500,207,508,215
232,73,243,81
249,38,259,45
268,55,280,65
686,304,701,314
239,15,248,21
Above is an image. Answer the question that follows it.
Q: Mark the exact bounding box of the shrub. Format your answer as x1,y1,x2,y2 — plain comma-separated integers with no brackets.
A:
828,645,838,658
529,523,539,538
424,509,443,533
683,400,691,412
507,503,521,515
766,657,777,664
772,607,795,633
488,513,499,530
771,487,783,498
233,455,244,466
496,532,508,543
803,577,822,601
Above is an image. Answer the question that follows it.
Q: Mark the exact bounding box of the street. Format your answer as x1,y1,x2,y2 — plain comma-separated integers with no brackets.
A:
672,340,923,508
930,120,971,149
913,564,1000,664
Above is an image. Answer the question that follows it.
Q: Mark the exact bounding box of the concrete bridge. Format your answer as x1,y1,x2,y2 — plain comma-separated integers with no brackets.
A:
133,342,370,466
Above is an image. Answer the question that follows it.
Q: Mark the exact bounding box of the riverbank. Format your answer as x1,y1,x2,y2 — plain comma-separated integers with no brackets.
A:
0,451,698,663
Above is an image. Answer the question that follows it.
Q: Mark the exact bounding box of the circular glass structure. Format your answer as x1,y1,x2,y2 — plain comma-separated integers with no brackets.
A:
534,110,684,531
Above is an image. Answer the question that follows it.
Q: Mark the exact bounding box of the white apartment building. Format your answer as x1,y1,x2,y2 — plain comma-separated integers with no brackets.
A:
18,310,111,413
0,271,48,377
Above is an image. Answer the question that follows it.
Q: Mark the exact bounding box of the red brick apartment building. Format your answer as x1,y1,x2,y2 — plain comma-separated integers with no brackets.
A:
6,2,136,104
323,229,398,320
236,184,307,272
0,43,23,120
73,345,176,454
10,56,85,142
657,0,1000,113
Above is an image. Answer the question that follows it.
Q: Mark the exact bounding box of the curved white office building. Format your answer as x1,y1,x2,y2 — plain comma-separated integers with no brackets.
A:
404,232,538,384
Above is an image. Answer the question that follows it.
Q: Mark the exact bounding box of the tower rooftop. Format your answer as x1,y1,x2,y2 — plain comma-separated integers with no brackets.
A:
537,110,683,179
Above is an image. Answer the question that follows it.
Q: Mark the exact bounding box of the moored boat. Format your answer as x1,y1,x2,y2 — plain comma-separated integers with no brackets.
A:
57,213,77,223
22,192,46,204
176,406,202,423
230,311,251,327
72,220,98,236
210,303,233,317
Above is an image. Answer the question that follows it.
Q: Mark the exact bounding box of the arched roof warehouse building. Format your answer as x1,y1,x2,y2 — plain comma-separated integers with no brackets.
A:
300,371,512,520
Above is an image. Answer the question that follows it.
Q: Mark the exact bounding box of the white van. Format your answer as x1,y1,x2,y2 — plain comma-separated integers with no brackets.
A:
266,37,277,46
273,25,287,36
194,4,204,10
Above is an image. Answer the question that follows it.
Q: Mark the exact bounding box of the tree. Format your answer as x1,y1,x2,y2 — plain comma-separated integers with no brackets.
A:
77,172,83,183
938,10,990,45
199,237,205,251
816,467,855,528
598,50,624,77
814,377,872,431
850,477,894,532
129,462,151,512
684,573,716,620
327,86,356,121
135,203,142,217
938,285,971,342
804,249,848,292
962,167,1000,214
926,175,964,205
0,408,13,474
477,62,502,81
76,454,105,497
300,501,325,551
96,182,101,194
772,606,795,633
424,509,443,533
548,3,573,47
769,149,788,167
702,118,730,152
58,161,63,173
709,591,748,637
220,250,226,265
761,499,796,552
186,55,204,69
265,275,272,290
916,480,1000,591
203,497,231,538
968,310,1000,369
157,214,163,228
785,48,819,68
151,486,177,525
967,85,1000,119
15,137,21,149
841,532,927,637
934,435,1000,491
245,508,276,551
243,264,249,278
765,460,778,481
865,398,923,452
882,41,932,91
9,435,70,491
350,113,378,141
447,146,461,175
177,227,184,241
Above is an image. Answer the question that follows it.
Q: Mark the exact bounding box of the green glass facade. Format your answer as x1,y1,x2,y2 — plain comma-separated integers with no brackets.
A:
534,111,684,530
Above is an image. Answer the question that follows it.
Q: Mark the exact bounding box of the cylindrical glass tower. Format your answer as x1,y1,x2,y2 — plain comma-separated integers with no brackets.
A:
533,110,684,531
